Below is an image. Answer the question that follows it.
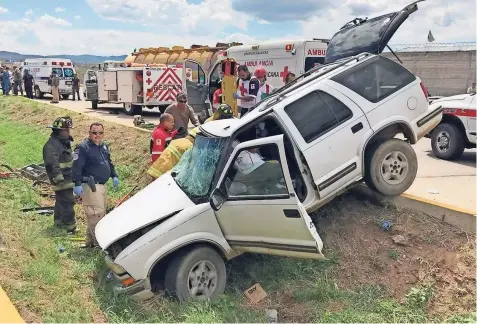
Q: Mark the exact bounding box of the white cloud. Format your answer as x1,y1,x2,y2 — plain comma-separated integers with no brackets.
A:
38,14,72,27
25,9,34,16
0,6,9,14
55,7,66,13
257,19,271,25
74,15,81,20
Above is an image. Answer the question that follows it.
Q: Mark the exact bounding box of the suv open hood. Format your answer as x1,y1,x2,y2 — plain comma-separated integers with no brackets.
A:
325,0,423,63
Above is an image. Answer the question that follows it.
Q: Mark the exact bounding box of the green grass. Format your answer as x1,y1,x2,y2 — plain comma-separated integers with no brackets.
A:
0,96,474,322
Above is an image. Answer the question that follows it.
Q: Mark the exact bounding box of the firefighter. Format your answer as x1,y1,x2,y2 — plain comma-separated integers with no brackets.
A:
254,67,275,100
147,127,200,180
42,117,76,233
205,103,234,123
150,113,179,163
73,122,119,248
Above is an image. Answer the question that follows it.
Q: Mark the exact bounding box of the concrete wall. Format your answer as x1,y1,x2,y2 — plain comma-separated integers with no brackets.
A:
383,51,476,96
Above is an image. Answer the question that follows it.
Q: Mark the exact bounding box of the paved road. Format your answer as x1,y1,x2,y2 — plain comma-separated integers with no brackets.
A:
36,96,476,212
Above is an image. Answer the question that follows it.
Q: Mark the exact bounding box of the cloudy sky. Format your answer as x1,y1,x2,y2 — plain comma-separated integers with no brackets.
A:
0,0,475,55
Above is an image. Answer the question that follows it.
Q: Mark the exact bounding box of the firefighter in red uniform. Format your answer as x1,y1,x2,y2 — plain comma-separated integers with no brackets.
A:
150,113,179,163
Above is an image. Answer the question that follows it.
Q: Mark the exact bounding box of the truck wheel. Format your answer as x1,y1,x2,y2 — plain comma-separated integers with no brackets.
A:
35,86,44,99
92,99,98,109
366,139,417,196
124,103,142,115
431,123,465,160
164,246,226,302
61,94,69,100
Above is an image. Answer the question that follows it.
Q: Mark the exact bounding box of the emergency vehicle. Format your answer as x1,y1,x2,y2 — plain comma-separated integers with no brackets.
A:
428,93,476,160
21,58,76,99
222,39,329,89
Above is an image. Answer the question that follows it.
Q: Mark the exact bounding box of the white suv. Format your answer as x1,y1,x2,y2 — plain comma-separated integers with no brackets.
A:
96,1,443,302
428,93,476,160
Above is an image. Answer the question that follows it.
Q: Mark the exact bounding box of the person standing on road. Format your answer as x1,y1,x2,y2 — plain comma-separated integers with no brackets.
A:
72,123,119,248
150,113,179,163
43,117,77,233
254,67,275,101
23,69,34,99
233,65,261,117
2,67,11,95
12,66,23,96
72,73,81,101
164,91,200,133
50,71,60,103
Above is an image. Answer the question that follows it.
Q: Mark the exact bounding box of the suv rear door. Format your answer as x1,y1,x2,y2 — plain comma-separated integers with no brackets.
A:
211,135,324,259
183,59,209,119
325,1,423,63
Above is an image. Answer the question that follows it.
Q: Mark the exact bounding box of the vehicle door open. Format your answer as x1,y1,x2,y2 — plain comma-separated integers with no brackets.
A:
210,134,324,259
183,59,209,121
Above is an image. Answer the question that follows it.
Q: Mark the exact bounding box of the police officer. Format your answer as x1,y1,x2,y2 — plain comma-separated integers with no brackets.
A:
72,122,119,248
43,117,76,233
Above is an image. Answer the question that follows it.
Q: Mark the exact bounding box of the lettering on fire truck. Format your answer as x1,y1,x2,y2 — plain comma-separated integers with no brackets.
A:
153,84,182,91
308,49,327,56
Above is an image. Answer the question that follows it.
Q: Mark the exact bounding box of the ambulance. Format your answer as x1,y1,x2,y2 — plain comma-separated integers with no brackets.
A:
21,58,76,99
221,39,329,89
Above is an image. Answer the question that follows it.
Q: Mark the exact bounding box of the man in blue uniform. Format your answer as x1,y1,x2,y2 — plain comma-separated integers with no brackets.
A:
72,122,119,248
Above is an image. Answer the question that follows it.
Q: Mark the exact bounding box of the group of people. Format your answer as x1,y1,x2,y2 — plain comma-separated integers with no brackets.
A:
0,65,34,98
48,71,81,104
43,117,118,248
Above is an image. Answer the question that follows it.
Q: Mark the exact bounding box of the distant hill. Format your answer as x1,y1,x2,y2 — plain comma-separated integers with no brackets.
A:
0,51,127,64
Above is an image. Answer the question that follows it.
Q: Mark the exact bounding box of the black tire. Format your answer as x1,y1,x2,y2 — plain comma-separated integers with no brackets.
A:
91,99,98,109
124,103,142,115
35,86,44,99
61,94,69,100
431,123,465,160
366,139,417,196
164,246,226,302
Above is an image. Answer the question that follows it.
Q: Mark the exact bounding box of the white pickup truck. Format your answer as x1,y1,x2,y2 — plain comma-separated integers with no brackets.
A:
96,1,443,302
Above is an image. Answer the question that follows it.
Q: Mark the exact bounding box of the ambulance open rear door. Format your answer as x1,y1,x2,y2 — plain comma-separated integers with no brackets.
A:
183,59,209,122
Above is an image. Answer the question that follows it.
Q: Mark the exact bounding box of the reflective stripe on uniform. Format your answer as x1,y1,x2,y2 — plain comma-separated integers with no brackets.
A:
59,161,73,168
51,182,75,191
168,146,182,161
52,174,65,183
151,151,163,155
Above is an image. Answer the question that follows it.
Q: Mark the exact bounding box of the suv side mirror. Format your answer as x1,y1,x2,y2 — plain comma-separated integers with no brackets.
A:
210,188,225,211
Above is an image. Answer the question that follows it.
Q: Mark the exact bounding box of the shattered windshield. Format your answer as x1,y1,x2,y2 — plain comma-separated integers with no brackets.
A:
172,135,227,200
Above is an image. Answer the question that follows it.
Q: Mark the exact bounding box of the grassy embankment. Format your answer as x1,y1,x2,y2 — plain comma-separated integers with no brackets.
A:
0,96,475,322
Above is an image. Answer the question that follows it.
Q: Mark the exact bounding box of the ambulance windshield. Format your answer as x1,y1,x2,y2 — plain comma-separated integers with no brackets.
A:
172,135,227,200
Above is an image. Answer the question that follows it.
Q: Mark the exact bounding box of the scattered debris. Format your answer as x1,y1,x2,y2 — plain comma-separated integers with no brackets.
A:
244,283,267,304
380,220,393,231
21,206,55,215
133,115,156,129
58,245,66,253
0,164,21,179
266,309,278,323
428,189,440,194
392,234,410,246
106,271,113,281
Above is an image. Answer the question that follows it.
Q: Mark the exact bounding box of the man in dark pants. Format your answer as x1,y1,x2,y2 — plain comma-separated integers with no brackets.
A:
72,73,81,101
43,117,76,233
23,69,34,99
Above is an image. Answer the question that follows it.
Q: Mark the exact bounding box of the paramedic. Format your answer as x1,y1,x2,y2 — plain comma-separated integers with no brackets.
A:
72,122,119,248
233,65,261,117
42,117,76,233
72,73,81,101
150,113,179,163
12,66,23,96
50,71,60,103
147,127,200,180
254,67,275,100
23,69,34,99
164,91,200,132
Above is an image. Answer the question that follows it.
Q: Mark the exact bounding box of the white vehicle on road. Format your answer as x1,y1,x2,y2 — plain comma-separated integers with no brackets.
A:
21,58,76,99
428,93,476,160
96,1,442,302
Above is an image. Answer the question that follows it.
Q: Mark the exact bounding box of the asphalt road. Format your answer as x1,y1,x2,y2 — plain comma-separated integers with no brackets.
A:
35,95,476,212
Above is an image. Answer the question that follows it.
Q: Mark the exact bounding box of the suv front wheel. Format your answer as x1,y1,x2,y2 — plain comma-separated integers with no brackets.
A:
164,246,226,301
431,123,465,160
366,139,418,196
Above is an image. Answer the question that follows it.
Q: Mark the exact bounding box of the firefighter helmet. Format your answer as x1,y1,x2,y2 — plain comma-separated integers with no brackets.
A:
49,117,73,130
254,67,267,78
216,104,233,119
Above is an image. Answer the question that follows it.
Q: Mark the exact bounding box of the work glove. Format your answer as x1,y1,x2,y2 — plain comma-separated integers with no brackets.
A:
73,185,83,196
233,93,240,99
113,177,119,190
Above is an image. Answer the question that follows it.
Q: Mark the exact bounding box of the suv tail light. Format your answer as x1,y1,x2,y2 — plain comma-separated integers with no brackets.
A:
420,82,428,100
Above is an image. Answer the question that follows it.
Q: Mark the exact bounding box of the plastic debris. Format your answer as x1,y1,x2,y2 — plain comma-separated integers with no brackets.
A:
57,245,66,253
244,283,267,304
266,309,278,323
106,271,113,281
392,234,409,246
380,220,393,231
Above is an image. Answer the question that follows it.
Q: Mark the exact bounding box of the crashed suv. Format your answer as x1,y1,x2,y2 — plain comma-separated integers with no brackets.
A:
96,1,443,302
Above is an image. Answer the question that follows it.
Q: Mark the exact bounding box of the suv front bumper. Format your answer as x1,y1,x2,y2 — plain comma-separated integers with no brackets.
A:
104,254,154,301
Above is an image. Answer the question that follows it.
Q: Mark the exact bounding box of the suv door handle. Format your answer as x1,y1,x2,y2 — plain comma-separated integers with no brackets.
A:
283,209,301,218
351,122,363,134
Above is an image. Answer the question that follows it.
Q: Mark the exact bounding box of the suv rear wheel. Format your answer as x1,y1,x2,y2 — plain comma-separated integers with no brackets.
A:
431,123,465,160
164,246,226,301
366,139,417,196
